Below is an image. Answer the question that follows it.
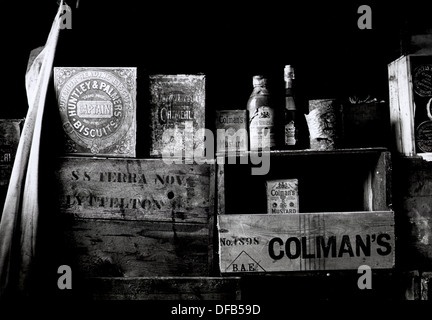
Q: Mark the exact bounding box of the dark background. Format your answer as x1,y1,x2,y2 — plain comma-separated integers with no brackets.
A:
2,1,430,121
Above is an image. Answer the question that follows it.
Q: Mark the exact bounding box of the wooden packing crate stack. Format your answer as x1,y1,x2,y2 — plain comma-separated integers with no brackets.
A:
388,54,432,160
49,65,410,298
54,157,239,298
53,73,243,300
388,54,432,283
54,157,243,299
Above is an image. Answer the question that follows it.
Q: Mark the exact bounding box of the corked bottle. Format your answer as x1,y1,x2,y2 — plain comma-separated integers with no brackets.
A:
284,65,298,148
283,65,308,149
247,75,277,151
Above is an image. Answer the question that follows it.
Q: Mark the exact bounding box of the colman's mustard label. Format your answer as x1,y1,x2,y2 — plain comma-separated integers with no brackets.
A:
266,179,299,214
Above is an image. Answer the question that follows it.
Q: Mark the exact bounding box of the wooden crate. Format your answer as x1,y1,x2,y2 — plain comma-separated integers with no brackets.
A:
217,148,392,216
388,54,432,160
393,156,432,269
55,157,215,277
216,148,394,274
218,211,394,273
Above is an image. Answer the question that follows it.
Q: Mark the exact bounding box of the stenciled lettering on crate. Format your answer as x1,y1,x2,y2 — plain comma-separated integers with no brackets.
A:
218,212,395,273
55,158,215,277
56,157,214,223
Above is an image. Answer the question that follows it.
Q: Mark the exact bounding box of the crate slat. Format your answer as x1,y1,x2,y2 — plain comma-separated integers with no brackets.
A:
82,277,241,300
56,157,214,223
218,211,395,273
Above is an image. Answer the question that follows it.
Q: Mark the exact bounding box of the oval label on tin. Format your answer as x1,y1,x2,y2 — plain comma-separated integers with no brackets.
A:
57,69,134,154
413,65,432,97
427,98,432,121
416,120,432,153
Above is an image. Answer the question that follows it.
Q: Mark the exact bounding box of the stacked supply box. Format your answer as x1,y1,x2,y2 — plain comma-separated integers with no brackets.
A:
55,157,215,278
388,54,432,160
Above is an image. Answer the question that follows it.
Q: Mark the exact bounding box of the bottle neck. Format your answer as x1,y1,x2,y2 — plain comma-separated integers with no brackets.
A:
252,85,269,95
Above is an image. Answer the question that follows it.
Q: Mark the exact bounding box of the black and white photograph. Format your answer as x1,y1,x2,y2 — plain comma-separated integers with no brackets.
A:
0,0,431,316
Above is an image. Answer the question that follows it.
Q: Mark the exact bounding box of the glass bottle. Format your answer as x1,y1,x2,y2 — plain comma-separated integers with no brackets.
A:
247,75,277,151
284,65,302,149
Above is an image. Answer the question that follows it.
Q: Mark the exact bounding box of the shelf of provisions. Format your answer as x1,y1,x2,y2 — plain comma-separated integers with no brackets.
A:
216,147,394,275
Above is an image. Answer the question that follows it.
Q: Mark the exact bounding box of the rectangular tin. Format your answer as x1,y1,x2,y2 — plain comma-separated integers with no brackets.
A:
266,178,299,214
53,67,137,157
215,110,248,153
149,74,206,158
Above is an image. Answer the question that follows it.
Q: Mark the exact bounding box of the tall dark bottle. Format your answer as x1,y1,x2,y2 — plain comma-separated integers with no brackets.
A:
283,65,304,149
247,75,277,151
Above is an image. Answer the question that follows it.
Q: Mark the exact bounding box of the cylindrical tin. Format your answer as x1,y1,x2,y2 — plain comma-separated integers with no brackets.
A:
305,99,342,150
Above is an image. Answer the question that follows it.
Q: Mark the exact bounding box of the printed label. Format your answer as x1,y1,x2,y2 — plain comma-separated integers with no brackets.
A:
216,110,248,153
149,75,206,157
413,65,432,97
285,121,296,145
77,100,114,119
249,106,275,150
417,120,432,152
55,68,136,156
266,179,299,214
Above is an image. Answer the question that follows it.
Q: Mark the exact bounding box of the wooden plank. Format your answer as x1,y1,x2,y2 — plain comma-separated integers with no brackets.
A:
65,218,211,277
217,147,388,158
398,56,416,156
55,157,214,224
388,56,416,156
218,211,395,273
83,277,241,300
363,151,392,211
